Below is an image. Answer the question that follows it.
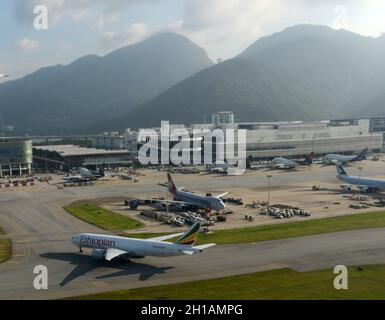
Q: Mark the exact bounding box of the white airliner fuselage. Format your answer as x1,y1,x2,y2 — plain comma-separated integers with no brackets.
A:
168,174,227,212
337,165,385,192
71,222,215,261
271,158,298,169
324,148,368,164
79,168,104,179
72,234,199,258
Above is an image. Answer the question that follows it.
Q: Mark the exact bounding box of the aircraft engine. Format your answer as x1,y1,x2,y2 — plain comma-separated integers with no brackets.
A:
91,249,106,260
340,185,352,192
358,186,369,193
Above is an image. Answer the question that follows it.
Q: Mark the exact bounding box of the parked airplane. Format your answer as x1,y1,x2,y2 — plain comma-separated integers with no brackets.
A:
336,165,385,193
168,173,227,212
63,168,104,183
63,175,89,183
71,222,216,261
271,153,315,169
207,161,245,176
324,148,368,165
208,162,233,173
111,172,136,180
79,167,105,180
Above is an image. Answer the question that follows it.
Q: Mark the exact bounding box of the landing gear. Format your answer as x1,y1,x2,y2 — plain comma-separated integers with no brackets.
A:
79,247,83,253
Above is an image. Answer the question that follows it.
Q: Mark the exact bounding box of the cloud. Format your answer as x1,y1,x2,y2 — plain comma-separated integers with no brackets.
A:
93,13,120,30
15,38,40,51
100,23,149,49
12,0,161,27
166,0,286,59
164,0,385,59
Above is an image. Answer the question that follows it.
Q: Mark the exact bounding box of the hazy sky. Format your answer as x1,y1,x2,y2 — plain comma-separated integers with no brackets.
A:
1,0,385,82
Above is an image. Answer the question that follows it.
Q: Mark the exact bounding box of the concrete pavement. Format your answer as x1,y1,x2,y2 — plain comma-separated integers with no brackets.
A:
0,167,384,299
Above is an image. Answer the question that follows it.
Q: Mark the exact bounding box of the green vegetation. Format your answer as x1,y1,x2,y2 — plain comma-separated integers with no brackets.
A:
64,203,144,231
125,211,385,245
0,226,4,236
66,203,385,246
0,239,12,263
71,265,385,300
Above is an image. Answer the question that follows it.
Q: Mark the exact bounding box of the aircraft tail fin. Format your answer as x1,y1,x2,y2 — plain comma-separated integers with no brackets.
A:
167,173,177,194
336,165,348,176
175,222,200,246
356,148,369,161
305,152,316,164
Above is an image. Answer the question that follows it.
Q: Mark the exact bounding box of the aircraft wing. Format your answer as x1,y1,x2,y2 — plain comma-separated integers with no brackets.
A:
194,243,217,250
149,233,184,242
180,250,194,255
216,192,228,198
180,243,217,255
155,199,202,207
105,248,128,261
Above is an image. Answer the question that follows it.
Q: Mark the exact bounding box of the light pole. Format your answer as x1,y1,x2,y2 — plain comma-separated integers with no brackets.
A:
267,175,272,209
358,167,363,196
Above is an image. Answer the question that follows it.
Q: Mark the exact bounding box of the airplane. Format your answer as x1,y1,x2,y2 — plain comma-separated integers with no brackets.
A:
207,161,245,176
336,165,385,193
71,222,216,261
111,172,135,180
324,148,368,165
79,167,105,180
167,173,227,212
63,175,89,183
208,161,236,173
271,153,315,169
0,74,8,78
63,167,104,183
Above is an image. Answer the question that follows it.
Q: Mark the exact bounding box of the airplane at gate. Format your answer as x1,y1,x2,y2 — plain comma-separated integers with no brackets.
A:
167,173,227,212
324,148,368,165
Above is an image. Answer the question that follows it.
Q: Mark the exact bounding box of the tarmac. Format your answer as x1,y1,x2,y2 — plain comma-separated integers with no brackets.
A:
0,164,385,299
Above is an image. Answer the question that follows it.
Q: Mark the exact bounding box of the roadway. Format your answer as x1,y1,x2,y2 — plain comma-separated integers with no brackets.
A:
0,166,384,299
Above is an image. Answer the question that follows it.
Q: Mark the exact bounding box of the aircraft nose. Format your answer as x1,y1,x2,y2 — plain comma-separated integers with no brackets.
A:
71,236,78,245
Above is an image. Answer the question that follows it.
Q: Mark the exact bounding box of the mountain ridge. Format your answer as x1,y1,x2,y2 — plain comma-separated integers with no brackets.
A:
104,25,385,130
0,32,213,134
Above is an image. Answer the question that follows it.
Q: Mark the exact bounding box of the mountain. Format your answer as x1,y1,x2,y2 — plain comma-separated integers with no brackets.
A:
0,33,213,134
108,25,385,130
241,24,339,56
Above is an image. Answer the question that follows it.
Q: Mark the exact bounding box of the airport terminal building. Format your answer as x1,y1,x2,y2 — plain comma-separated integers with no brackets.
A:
0,138,33,177
44,115,383,167
92,117,383,163
33,145,136,172
192,118,383,160
242,119,383,159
